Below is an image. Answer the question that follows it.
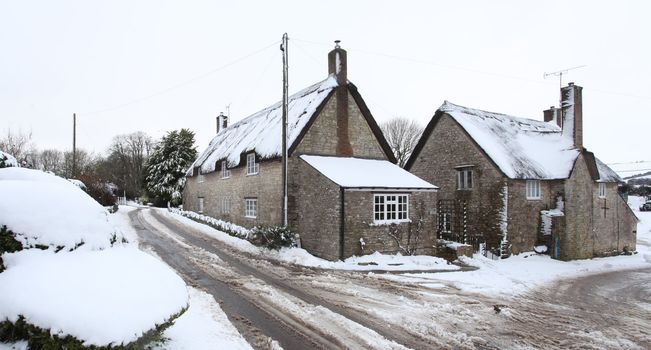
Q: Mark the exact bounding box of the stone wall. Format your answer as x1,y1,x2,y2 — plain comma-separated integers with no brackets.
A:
341,191,437,258
183,158,283,228
591,182,637,255
506,179,563,254
293,158,342,261
408,115,506,253
562,154,598,260
294,89,386,159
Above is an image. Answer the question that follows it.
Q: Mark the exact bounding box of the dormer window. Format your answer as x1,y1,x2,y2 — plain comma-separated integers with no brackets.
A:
221,160,230,179
246,153,259,175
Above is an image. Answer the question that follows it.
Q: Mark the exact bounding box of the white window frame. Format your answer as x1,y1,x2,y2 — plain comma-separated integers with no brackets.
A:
526,180,541,200
245,198,257,218
197,173,205,183
457,168,473,190
373,194,409,224
221,160,230,179
198,197,204,214
598,182,606,198
440,212,452,233
246,153,259,175
221,197,231,214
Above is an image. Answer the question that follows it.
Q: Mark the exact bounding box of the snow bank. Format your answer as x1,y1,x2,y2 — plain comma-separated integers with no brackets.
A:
0,168,121,251
163,209,458,271
0,248,188,346
155,288,252,350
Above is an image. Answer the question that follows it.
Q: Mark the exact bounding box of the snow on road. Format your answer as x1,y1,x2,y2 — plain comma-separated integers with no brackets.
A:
108,195,651,349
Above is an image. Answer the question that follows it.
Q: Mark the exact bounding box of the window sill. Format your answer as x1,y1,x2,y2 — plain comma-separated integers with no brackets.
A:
598,195,606,199
246,172,259,176
456,188,473,191
371,219,411,226
526,197,541,200
221,176,230,180
245,215,257,219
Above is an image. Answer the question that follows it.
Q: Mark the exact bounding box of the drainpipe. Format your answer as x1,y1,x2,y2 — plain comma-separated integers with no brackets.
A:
339,187,345,260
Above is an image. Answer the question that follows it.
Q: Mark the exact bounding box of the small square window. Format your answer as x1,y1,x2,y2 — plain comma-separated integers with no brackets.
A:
526,180,541,199
246,153,259,175
221,161,230,179
245,198,257,218
598,183,606,198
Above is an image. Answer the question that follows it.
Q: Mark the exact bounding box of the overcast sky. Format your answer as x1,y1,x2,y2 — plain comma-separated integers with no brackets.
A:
1,0,650,168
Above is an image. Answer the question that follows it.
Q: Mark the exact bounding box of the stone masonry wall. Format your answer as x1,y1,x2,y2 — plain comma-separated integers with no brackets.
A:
409,115,506,253
183,158,283,228
293,159,342,261
591,182,637,255
294,90,386,159
506,179,563,254
342,191,437,258
562,154,594,260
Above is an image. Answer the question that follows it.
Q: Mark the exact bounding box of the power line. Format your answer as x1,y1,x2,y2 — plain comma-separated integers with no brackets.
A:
80,40,281,116
293,38,651,101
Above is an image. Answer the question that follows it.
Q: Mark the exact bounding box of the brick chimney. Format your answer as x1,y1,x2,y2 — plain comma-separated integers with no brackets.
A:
216,112,228,134
543,106,559,126
560,82,583,149
328,40,347,85
328,41,352,156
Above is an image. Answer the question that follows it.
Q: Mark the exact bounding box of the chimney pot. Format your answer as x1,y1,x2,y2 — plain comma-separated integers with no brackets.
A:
568,82,574,86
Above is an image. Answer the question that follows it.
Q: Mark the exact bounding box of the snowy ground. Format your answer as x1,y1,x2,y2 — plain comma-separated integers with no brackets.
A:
117,198,651,348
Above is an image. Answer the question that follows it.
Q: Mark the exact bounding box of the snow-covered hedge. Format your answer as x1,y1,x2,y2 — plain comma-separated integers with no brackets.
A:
0,151,18,168
0,167,189,348
0,168,124,251
169,208,250,238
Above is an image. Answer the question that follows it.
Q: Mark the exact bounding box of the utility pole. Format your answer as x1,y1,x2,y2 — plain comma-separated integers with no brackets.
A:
280,33,289,227
72,113,77,178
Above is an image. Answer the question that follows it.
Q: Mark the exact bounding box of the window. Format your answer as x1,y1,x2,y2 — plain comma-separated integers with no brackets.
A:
245,198,257,218
457,168,473,190
373,194,409,223
598,182,606,198
440,213,452,233
246,153,259,175
526,180,541,199
221,197,231,214
221,160,230,179
198,197,204,213
198,173,205,183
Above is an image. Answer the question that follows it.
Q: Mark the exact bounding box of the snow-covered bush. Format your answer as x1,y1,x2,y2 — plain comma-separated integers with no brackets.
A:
0,167,189,348
248,225,297,250
169,208,250,238
0,168,123,251
0,151,18,168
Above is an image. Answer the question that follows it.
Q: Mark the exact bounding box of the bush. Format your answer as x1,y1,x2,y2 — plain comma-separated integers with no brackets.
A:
0,307,187,349
79,174,117,206
0,225,22,272
248,226,296,250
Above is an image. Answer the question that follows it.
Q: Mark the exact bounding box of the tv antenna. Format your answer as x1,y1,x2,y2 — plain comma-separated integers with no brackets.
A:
544,65,586,89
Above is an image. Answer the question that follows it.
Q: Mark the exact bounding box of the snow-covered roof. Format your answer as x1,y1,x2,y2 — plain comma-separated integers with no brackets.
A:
595,158,622,183
438,101,581,179
301,155,438,190
188,75,339,175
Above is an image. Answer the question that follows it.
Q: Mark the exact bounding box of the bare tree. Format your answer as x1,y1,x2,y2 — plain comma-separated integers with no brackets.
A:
0,129,37,167
97,131,154,198
380,117,424,168
37,149,64,174
386,200,427,255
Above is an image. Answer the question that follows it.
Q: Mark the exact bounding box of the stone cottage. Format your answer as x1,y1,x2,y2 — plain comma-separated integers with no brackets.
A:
406,83,637,260
184,43,438,261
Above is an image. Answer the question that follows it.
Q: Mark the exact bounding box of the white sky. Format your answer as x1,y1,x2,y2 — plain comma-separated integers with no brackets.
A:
1,0,650,166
